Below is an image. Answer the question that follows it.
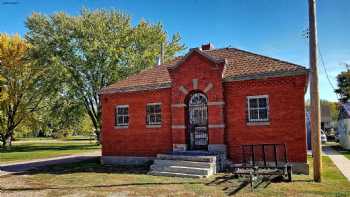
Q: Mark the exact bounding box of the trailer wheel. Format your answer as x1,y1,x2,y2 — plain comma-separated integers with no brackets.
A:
287,165,292,182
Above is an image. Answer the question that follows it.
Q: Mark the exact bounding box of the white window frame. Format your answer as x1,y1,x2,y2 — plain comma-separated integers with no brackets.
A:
247,95,269,122
115,105,129,127
146,103,162,126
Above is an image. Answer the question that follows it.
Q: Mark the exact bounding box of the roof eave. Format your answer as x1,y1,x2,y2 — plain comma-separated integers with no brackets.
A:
100,82,172,94
223,69,308,82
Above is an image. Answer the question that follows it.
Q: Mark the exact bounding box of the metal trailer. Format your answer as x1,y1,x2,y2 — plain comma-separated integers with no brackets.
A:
231,144,292,191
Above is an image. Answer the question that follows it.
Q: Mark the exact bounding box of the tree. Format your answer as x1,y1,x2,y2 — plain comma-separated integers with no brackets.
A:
320,100,339,122
41,93,88,138
25,9,185,142
17,93,94,139
0,74,7,101
0,34,54,148
306,99,339,123
335,67,350,102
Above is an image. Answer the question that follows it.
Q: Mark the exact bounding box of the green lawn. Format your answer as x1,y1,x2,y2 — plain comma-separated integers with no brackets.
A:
0,137,100,164
0,156,349,197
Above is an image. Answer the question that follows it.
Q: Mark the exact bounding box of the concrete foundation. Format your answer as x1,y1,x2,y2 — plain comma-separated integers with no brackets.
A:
290,162,309,175
101,156,154,165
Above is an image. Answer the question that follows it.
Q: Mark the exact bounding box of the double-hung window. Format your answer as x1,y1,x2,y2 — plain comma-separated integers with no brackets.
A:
146,103,162,125
247,95,269,122
115,105,129,127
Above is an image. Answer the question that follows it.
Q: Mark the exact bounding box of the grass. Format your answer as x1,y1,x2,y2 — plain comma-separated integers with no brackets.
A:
0,156,349,197
0,136,100,164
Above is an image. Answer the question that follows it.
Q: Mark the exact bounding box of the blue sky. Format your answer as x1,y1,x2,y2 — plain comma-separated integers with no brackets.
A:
0,0,349,101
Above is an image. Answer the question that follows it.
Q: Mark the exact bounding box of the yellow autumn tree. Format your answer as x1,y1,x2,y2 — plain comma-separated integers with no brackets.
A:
0,34,28,102
0,34,53,148
0,74,7,101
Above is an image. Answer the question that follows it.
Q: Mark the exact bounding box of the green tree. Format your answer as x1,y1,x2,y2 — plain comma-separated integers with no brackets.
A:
306,99,339,122
76,113,94,136
0,74,7,101
0,34,55,148
320,100,339,122
19,94,94,139
32,93,87,138
335,67,350,102
25,9,185,142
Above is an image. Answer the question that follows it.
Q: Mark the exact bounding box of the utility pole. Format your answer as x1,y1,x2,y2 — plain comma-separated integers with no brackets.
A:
309,0,322,182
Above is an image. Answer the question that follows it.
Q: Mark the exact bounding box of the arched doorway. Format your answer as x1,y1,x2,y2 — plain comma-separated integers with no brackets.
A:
186,92,208,150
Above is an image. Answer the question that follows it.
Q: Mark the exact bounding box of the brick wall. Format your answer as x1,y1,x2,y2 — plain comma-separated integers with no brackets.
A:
101,88,172,157
169,52,225,147
224,75,308,163
100,51,308,163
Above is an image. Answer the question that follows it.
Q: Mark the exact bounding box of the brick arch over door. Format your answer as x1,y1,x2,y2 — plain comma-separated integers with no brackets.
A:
169,51,226,151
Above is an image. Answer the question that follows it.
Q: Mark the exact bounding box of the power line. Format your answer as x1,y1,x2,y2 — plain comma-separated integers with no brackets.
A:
317,44,340,99
301,28,340,100
317,46,336,90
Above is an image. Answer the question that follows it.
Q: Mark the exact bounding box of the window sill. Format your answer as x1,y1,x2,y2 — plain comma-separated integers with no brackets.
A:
146,124,162,128
115,125,128,129
246,121,270,126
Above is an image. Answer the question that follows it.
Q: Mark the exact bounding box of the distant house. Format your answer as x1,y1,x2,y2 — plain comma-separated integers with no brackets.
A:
321,105,332,131
99,44,309,174
337,103,350,150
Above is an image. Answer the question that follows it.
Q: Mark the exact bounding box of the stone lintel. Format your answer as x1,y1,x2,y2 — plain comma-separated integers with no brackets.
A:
171,103,186,108
172,125,186,129
179,85,189,95
208,124,225,128
207,101,225,106
203,82,213,93
192,79,198,89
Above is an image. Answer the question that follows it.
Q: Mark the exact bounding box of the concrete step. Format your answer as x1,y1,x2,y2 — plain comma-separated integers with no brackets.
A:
157,154,216,163
148,170,206,178
153,159,215,169
149,153,219,178
151,165,212,176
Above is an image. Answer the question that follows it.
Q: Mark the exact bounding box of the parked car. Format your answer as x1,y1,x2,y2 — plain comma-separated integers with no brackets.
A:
321,129,327,143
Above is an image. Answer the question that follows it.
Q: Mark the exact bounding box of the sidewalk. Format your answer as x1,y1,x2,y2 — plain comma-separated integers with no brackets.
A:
323,147,350,181
0,151,100,176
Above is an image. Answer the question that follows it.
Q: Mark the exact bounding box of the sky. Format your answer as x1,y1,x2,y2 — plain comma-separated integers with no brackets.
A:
0,0,349,101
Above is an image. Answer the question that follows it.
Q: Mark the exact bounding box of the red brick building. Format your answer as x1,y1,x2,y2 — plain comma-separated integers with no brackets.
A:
100,44,309,173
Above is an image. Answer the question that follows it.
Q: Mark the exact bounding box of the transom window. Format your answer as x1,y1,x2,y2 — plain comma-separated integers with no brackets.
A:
115,105,129,127
247,95,269,122
146,103,161,125
189,92,208,125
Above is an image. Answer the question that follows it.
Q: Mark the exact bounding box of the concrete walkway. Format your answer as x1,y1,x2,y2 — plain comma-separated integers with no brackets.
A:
323,147,350,181
0,151,100,176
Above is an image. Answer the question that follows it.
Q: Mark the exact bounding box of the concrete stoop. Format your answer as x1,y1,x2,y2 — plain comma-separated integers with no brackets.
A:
148,154,217,178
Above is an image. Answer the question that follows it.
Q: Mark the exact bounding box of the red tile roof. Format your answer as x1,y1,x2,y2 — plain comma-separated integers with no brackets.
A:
101,47,307,93
101,65,172,94
204,48,307,80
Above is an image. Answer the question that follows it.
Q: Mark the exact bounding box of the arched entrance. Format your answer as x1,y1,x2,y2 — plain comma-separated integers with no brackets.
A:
186,92,208,150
